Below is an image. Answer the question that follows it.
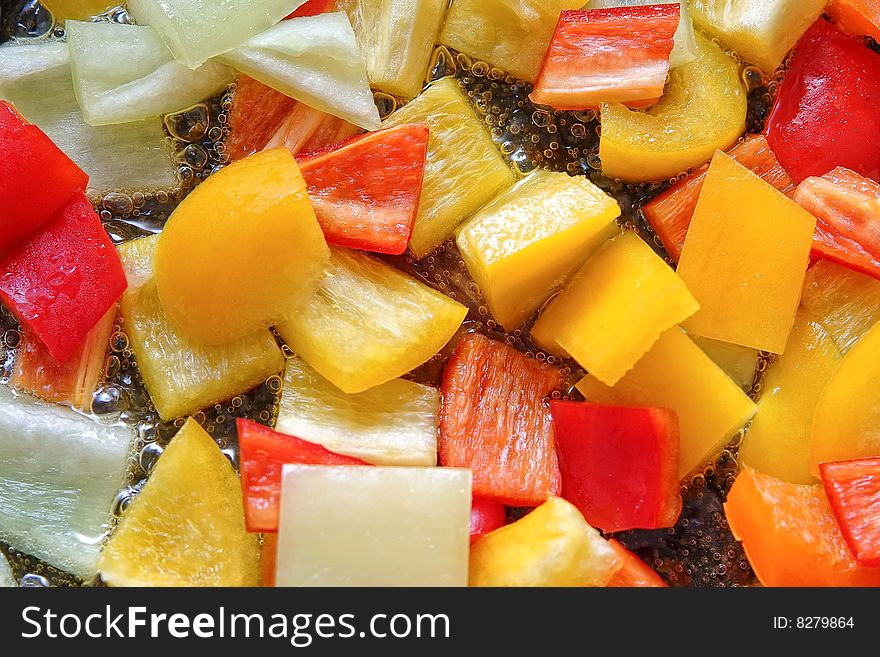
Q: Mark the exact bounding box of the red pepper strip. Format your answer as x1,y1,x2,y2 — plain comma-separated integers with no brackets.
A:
469,497,506,543
795,167,880,280
765,19,880,184
285,0,335,19
439,333,563,507
531,5,679,111
237,418,370,533
820,457,880,568
297,124,429,255
642,134,795,261
606,540,668,587
225,75,298,161
549,400,682,533
0,101,88,255
0,193,125,364
827,0,880,43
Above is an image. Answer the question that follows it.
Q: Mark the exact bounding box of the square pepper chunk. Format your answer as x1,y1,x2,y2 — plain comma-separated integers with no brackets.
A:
531,230,698,386
457,169,620,330
678,152,816,354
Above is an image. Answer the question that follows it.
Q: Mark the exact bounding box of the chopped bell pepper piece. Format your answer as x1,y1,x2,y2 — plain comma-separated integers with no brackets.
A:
550,401,682,532
456,169,621,331
531,5,679,111
264,99,359,156
225,75,298,161
800,259,880,354
40,0,116,21
237,418,369,533
12,307,115,411
677,152,816,354
469,497,622,587
470,497,506,544
439,0,583,82
738,307,841,484
531,230,698,386
287,0,335,18
0,193,126,364
276,357,439,467
439,333,563,506
598,31,745,182
689,0,826,73
690,335,759,392
641,134,795,262
810,319,880,474
297,123,429,255
155,148,329,346
0,100,88,255
765,19,880,184
99,418,260,587
725,467,880,586
578,327,757,478
607,540,667,587
828,0,880,42
795,167,880,280
276,465,471,586
820,457,880,568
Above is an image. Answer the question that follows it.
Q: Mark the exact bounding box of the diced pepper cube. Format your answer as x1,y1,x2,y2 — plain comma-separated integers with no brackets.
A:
577,327,757,478
99,419,260,586
469,497,622,587
530,5,679,110
118,235,284,421
820,457,880,568
689,0,826,73
0,100,88,255
677,152,816,354
456,169,620,331
439,333,563,506
739,307,842,484
383,77,515,257
339,0,448,99
276,465,471,586
724,468,880,586
237,418,368,533
277,247,467,394
800,259,880,354
439,0,583,82
531,230,698,386
810,319,880,475
641,134,795,262
550,401,682,532
0,193,126,364
275,356,439,466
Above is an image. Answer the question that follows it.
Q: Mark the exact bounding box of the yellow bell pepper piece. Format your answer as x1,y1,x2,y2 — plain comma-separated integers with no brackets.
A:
99,419,260,586
739,307,842,484
678,152,816,354
531,230,698,386
469,497,622,587
599,31,746,182
383,77,515,257
118,236,284,421
577,327,757,478
41,0,116,21
277,247,467,394
810,319,880,475
690,335,759,391
456,169,620,331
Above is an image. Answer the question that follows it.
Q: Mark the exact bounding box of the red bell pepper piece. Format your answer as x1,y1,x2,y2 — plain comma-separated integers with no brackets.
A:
225,75,298,161
263,99,360,158
820,457,880,567
0,193,125,364
439,333,563,507
795,167,880,279
765,19,880,184
469,497,506,543
531,5,679,111
297,124,429,255
286,0,335,19
0,101,88,255
237,418,369,533
549,400,682,533
827,0,880,42
642,134,796,261
606,540,667,587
